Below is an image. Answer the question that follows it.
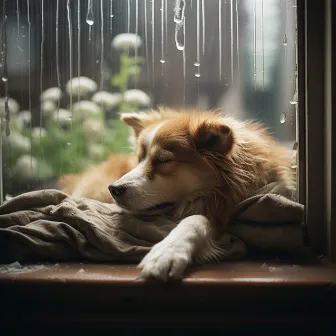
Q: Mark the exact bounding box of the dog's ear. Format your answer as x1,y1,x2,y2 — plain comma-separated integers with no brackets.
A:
191,121,234,154
120,111,162,138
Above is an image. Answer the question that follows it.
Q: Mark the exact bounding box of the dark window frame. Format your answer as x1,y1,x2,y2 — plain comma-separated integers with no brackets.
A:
300,0,336,260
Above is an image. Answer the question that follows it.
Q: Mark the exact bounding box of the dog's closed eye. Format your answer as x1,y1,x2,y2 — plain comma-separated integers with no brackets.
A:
153,157,174,166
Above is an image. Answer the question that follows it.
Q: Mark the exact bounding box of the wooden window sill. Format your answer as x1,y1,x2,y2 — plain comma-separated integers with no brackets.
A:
1,258,336,332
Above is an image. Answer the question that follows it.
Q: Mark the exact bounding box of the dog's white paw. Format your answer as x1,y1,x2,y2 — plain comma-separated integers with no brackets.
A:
138,240,191,281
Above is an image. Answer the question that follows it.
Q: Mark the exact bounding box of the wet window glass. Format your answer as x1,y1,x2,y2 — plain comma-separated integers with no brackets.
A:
0,0,297,201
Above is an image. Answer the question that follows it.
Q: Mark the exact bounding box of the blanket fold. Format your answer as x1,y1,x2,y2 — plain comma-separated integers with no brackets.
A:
0,183,305,263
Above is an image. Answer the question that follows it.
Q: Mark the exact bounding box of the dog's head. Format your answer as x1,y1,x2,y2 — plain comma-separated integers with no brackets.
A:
109,108,235,215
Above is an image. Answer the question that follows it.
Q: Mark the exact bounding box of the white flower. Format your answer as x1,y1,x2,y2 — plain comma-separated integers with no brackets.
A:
123,89,151,106
41,100,56,116
89,144,105,159
66,76,98,97
82,119,105,140
15,110,32,129
0,97,20,117
15,155,38,179
52,108,72,125
7,133,31,152
111,33,142,50
31,127,47,140
40,87,62,102
92,91,122,110
72,100,102,119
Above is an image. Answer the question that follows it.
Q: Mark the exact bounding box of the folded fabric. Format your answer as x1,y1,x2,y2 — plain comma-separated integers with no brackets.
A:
0,183,305,263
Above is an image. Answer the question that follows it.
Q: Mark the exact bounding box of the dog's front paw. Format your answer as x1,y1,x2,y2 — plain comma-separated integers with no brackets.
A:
138,240,191,281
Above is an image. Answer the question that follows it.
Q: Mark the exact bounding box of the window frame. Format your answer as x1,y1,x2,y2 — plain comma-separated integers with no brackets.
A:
300,0,336,260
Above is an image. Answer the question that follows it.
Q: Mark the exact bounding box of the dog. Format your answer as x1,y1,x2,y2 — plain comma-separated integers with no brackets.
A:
59,107,294,280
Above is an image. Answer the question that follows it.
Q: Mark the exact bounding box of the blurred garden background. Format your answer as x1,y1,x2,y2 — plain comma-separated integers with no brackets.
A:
0,0,297,199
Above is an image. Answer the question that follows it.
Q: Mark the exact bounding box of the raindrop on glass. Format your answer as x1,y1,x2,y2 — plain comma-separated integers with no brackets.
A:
160,59,165,63
282,34,288,46
86,0,94,25
194,62,200,67
195,73,200,78
280,112,286,123
176,43,185,51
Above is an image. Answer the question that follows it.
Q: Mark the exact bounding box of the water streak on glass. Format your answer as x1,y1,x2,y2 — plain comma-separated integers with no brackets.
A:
100,0,104,93
1,0,9,136
127,0,131,32
16,0,23,51
294,3,299,150
174,0,185,51
174,0,185,23
253,0,257,90
27,0,33,171
86,0,94,40
151,0,155,86
165,0,168,58
40,0,45,139
235,0,239,78
201,0,205,55
144,0,150,85
135,0,139,86
55,0,62,176
160,0,165,71
77,0,81,102
183,1,186,105
230,0,234,82
0,0,7,202
67,0,73,126
56,0,61,110
218,0,222,80
283,0,288,47
195,0,200,78
261,0,264,90
109,0,114,33
196,0,200,64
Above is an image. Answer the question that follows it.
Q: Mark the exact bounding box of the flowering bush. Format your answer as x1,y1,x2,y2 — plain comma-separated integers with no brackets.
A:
2,33,150,192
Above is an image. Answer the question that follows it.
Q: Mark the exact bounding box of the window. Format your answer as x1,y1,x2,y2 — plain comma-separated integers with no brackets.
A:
0,1,335,259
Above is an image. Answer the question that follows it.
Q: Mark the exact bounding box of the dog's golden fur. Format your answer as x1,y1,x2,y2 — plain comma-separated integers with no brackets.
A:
59,153,138,203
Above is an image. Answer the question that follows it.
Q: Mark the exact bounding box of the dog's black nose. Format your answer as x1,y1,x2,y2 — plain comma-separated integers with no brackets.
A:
108,184,127,200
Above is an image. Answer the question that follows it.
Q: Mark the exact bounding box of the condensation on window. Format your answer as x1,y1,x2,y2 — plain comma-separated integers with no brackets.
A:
0,0,297,201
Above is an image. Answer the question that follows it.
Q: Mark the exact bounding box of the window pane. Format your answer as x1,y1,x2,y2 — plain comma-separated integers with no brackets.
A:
0,0,297,201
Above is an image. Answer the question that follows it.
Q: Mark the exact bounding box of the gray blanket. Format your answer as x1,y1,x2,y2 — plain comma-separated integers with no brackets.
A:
0,183,305,263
